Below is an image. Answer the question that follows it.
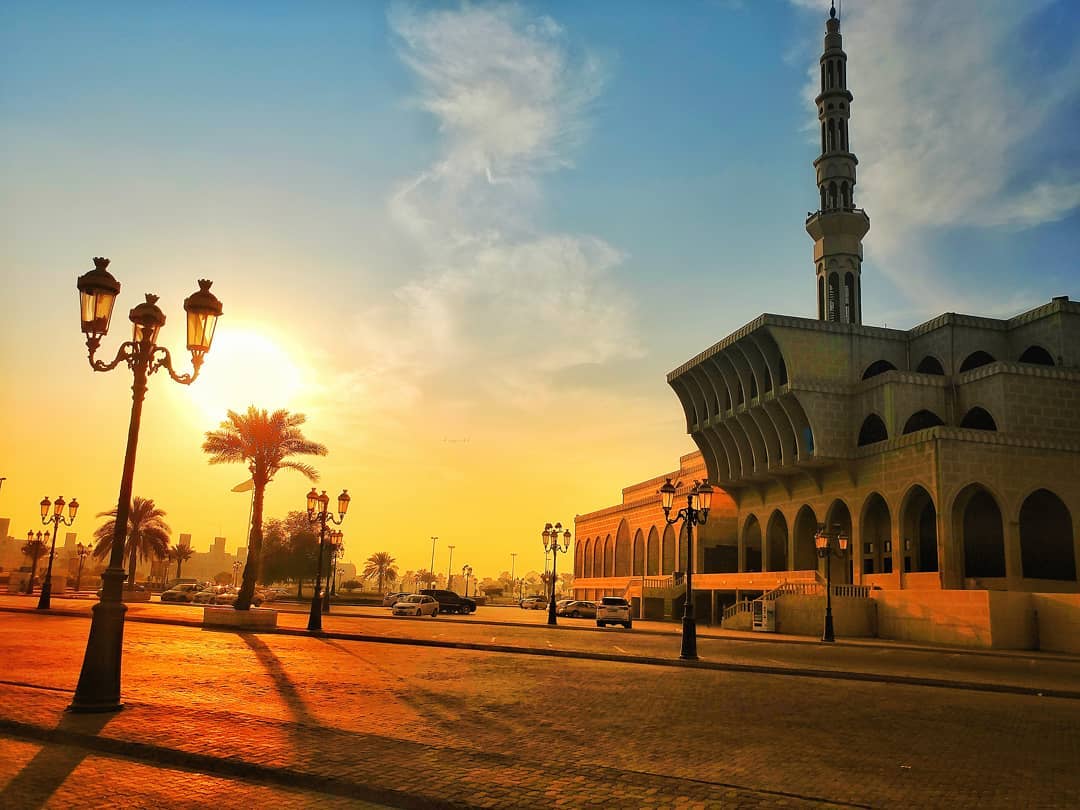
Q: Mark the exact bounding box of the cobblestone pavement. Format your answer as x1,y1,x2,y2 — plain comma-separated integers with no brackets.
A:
1,612,1078,808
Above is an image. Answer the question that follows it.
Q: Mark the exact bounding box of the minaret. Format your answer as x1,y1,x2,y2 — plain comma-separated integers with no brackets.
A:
806,2,870,325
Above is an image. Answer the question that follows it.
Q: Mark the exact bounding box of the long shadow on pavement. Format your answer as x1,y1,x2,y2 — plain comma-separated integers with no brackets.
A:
236,632,319,728
0,711,113,809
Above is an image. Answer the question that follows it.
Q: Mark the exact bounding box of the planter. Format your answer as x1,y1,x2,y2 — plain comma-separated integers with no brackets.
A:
202,606,278,631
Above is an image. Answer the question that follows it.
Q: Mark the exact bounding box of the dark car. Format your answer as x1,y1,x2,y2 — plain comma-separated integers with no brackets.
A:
558,600,597,619
419,589,477,614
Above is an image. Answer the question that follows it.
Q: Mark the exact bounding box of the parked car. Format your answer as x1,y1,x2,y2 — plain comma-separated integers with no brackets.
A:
558,600,597,619
419,589,476,614
555,599,574,612
392,594,439,617
192,586,225,604
596,596,632,629
520,595,548,610
160,583,201,603
383,591,412,607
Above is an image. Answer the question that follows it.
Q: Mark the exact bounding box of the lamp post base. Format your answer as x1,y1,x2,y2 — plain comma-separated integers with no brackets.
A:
822,613,835,643
307,593,323,632
679,615,698,660
69,594,128,713
36,580,52,611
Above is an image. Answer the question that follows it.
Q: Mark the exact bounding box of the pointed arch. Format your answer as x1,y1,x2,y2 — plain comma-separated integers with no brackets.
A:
1019,345,1054,366
1020,489,1075,581
862,359,897,379
603,534,614,577
743,514,762,573
662,524,676,574
959,351,995,373
592,537,602,578
579,538,589,577
953,484,1005,579
646,526,660,576
960,407,997,431
614,521,631,577
858,413,888,446
860,493,891,575
632,528,645,576
766,510,789,571
916,355,945,375
902,409,945,434
793,505,819,571
901,485,938,574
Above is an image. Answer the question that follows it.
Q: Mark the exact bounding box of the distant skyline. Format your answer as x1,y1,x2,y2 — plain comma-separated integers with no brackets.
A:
3,1,1078,577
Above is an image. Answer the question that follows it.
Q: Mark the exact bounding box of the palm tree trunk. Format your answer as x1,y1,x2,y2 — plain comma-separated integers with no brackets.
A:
235,477,266,610
296,577,304,599
176,558,183,579
378,571,384,594
127,544,138,590
28,552,41,594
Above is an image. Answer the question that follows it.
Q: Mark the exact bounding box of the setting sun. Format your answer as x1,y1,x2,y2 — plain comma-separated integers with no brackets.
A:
185,327,306,427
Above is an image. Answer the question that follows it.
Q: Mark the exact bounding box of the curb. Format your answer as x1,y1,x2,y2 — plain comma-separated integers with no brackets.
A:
4,605,1079,700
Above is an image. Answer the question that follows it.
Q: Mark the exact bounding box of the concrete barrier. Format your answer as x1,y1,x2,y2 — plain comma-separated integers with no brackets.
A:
202,606,278,631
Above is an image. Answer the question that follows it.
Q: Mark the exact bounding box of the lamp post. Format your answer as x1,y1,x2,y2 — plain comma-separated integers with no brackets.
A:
231,560,242,588
323,529,343,613
814,523,850,643
446,544,455,591
70,257,222,713
306,488,350,631
328,531,344,597
26,530,48,594
660,478,714,661
542,523,572,626
461,564,473,598
37,496,80,610
74,542,93,594
429,536,438,579
510,552,517,593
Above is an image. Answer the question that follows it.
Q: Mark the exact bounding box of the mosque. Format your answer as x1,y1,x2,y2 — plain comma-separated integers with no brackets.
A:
571,6,1079,651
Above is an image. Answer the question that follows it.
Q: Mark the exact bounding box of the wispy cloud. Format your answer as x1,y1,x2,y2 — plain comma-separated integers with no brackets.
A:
346,3,637,430
792,0,1080,309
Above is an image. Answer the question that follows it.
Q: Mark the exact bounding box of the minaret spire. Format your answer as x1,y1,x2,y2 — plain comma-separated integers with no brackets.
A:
806,3,870,325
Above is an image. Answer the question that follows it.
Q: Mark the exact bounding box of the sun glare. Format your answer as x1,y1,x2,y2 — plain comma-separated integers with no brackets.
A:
185,327,306,426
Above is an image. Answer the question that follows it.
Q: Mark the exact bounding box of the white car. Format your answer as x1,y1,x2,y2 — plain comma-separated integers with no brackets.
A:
596,596,632,629
392,594,439,617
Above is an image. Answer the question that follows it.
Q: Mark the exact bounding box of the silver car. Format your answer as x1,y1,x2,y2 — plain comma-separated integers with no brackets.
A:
392,594,439,617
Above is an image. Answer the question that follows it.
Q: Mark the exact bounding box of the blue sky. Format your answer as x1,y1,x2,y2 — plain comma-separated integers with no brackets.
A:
3,1,1078,573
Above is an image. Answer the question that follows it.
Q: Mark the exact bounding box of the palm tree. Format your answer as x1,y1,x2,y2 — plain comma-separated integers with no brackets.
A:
92,497,171,589
203,407,327,610
22,536,48,594
169,544,194,580
363,552,399,594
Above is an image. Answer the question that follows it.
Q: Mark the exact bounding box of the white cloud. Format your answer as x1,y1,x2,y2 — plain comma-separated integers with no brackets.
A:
792,1,1080,303
347,2,636,426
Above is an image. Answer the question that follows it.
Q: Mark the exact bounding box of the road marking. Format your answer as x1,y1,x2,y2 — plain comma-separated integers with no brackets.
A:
614,646,627,653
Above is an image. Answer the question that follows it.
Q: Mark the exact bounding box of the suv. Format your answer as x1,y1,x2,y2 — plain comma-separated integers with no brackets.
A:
419,589,476,615
596,596,632,629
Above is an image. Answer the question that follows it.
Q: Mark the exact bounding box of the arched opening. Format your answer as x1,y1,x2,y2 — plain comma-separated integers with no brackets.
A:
582,539,592,577
817,275,826,320
615,521,631,577
916,355,945,375
955,485,1006,580
857,414,888,446
1020,490,1076,581
959,351,995,372
662,524,676,575
793,505,819,571
828,179,837,209
825,499,853,583
840,181,850,209
839,119,847,150
820,63,825,90
861,493,892,575
766,510,789,571
646,526,660,576
592,539,602,578
901,485,938,573
632,529,645,576
820,122,826,155
960,407,997,431
603,535,614,577
838,61,845,86
743,515,762,573
844,271,854,322
902,409,945,434
1019,345,1054,366
862,359,897,379
827,61,834,89
828,272,839,319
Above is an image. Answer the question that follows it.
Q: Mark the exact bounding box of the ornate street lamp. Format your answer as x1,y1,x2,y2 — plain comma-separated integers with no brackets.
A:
26,530,48,594
306,488,349,631
660,478,714,661
74,542,93,594
542,523,572,626
461,564,473,598
814,523,850,643
70,257,222,713
231,560,242,589
37,496,80,609
323,529,343,613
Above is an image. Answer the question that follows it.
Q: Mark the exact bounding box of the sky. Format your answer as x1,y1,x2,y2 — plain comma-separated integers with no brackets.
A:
2,1,1078,581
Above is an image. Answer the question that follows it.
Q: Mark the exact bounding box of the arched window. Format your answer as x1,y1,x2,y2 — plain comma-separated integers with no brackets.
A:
1020,490,1076,581
916,355,945,375
820,185,827,210
959,351,994,372
960,407,997,431
828,273,840,320
828,181,838,209
820,63,825,90
862,359,897,379
844,272,855,322
959,487,1005,579
839,119,847,150
838,61,845,86
857,414,888,446
827,61,834,89
1019,345,1054,366
827,119,836,152
902,410,945,434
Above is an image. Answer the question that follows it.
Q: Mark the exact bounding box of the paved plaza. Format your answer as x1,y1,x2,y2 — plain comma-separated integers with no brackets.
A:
1,598,1078,808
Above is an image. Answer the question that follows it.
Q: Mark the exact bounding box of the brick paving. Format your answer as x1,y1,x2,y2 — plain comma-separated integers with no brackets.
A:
0,609,1078,808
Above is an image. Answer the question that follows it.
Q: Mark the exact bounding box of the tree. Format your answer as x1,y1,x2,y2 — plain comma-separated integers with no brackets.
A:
203,407,327,610
92,496,171,590
559,571,574,595
169,544,193,580
214,571,233,585
341,579,361,593
21,536,48,594
363,552,399,594
415,569,437,590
